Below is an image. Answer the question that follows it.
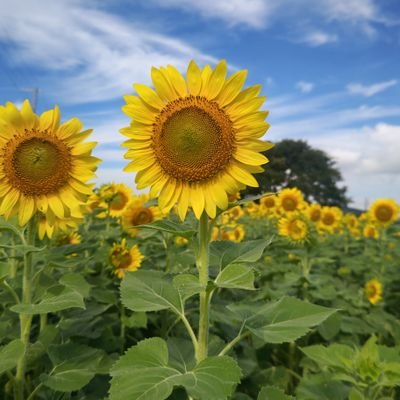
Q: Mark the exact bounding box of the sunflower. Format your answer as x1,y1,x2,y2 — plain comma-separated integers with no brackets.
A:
55,231,81,246
99,183,133,217
278,188,304,214
364,279,383,305
120,60,272,220
318,206,343,233
121,195,162,236
0,100,100,227
369,199,399,226
306,203,321,223
260,194,278,215
279,216,308,242
110,238,144,279
363,223,379,239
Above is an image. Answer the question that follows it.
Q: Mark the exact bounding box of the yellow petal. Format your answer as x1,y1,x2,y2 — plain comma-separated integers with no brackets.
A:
190,184,205,219
200,65,213,96
206,60,227,99
39,106,60,132
122,104,155,125
57,118,83,139
151,67,176,102
19,195,35,226
236,123,270,139
218,70,247,107
233,111,269,129
234,84,262,103
36,195,48,213
236,139,274,152
228,163,259,187
0,189,20,216
227,96,265,117
177,186,190,221
20,100,37,128
48,195,65,219
234,148,269,166
209,183,228,211
166,65,187,97
68,179,94,195
133,83,165,110
124,157,155,172
204,188,217,219
187,60,202,96
158,179,176,212
71,141,97,156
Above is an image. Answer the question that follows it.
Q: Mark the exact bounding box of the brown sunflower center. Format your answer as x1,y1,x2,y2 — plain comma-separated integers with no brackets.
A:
3,130,71,196
282,197,297,211
263,197,275,208
152,96,235,182
131,208,154,225
310,209,321,221
110,192,129,211
375,205,393,222
322,213,335,225
111,249,132,269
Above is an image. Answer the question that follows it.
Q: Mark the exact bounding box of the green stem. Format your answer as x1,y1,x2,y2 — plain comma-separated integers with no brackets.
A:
196,213,210,363
39,314,47,333
180,313,198,355
120,304,126,352
218,331,250,356
26,383,43,400
1,280,20,304
14,218,36,400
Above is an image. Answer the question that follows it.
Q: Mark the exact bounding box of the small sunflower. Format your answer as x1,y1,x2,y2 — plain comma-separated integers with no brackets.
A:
0,100,100,227
121,195,162,236
110,238,144,279
37,209,83,240
278,188,304,214
279,216,308,242
223,225,245,243
369,199,399,226
99,183,133,217
306,203,321,223
121,60,272,220
363,223,379,239
260,194,278,215
318,206,343,233
364,279,383,305
55,231,81,246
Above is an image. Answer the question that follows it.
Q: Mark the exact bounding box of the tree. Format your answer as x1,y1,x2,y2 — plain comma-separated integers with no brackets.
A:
247,139,350,207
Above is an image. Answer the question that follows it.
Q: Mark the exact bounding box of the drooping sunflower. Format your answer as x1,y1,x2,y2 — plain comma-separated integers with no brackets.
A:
99,183,133,217
368,199,399,226
121,195,162,236
278,188,304,214
121,60,272,220
279,215,308,242
0,100,100,227
364,279,383,305
109,238,144,279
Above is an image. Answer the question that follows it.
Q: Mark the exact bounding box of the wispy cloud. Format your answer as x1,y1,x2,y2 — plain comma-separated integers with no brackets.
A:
298,30,338,46
346,80,398,97
0,0,215,104
295,81,314,93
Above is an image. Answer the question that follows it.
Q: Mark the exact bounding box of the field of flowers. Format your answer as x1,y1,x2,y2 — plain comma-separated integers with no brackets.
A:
0,60,400,400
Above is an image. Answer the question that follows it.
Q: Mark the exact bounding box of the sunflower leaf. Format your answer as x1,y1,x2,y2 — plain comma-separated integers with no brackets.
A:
137,220,195,238
215,264,255,290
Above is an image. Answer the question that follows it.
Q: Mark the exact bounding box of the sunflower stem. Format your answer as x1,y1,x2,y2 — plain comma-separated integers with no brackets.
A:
196,212,210,363
14,217,36,400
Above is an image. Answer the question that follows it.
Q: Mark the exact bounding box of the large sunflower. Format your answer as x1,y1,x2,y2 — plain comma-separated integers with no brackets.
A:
121,60,272,219
368,198,399,226
0,100,100,227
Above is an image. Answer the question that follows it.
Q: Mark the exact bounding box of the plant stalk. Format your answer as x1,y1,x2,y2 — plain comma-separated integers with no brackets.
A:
196,212,210,363
14,218,36,400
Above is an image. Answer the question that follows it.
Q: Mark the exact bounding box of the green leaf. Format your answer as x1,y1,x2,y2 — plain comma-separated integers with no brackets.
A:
215,264,255,290
0,339,24,374
0,262,11,280
210,239,271,270
121,271,183,314
173,274,202,301
348,389,365,400
0,218,22,238
235,193,275,206
11,284,85,314
138,220,195,239
0,243,46,255
60,272,91,298
229,297,337,343
109,337,241,400
257,385,294,400
124,312,148,328
300,344,355,370
41,343,105,392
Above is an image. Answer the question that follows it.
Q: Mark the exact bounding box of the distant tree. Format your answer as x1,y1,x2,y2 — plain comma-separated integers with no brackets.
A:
247,139,350,207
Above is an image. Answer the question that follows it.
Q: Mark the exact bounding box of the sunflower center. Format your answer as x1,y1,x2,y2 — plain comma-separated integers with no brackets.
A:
153,96,235,182
110,192,129,211
3,130,71,196
375,206,393,222
111,249,132,269
310,210,320,221
132,208,154,225
282,197,297,211
322,213,335,225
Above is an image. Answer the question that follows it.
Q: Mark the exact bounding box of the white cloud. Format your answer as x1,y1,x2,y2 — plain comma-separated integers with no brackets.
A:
299,31,338,46
150,0,275,29
0,0,215,104
347,80,398,97
295,81,314,93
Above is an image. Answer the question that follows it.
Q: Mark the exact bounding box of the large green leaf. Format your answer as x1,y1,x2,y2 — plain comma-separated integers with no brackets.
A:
210,239,271,269
121,271,183,314
229,297,337,343
173,274,202,301
0,339,24,374
258,386,294,400
300,344,355,370
11,284,85,314
41,343,105,392
60,272,91,298
109,337,241,400
215,264,255,290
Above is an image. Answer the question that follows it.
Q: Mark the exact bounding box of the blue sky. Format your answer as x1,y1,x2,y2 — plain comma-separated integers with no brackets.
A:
0,0,399,208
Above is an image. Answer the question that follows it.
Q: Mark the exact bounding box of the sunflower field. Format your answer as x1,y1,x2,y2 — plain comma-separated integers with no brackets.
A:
0,60,400,400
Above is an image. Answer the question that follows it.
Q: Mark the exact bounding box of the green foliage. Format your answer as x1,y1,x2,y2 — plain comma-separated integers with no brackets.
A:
0,340,24,374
